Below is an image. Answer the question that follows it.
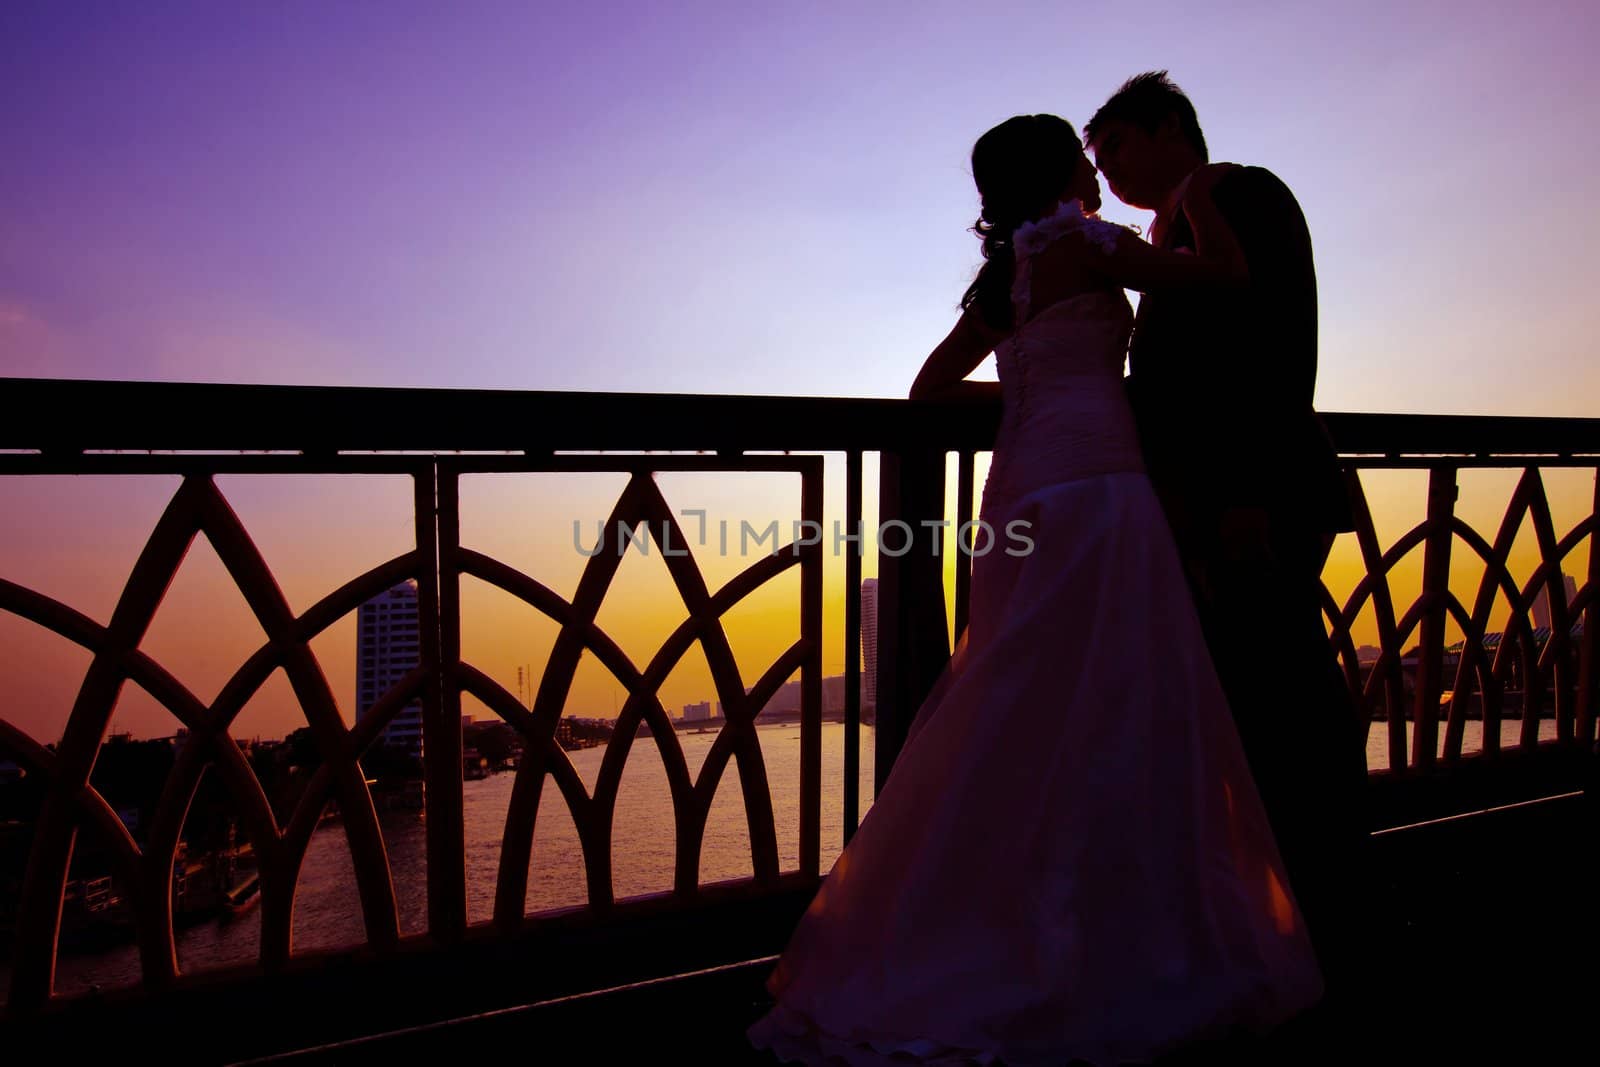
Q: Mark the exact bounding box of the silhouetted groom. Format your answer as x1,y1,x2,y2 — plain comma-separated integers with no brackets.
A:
1086,71,1369,1000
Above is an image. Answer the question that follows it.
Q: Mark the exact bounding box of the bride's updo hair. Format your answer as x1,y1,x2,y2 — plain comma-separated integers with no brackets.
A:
960,114,1082,331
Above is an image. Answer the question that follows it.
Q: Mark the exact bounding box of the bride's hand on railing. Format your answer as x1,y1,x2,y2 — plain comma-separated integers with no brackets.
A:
909,380,1002,403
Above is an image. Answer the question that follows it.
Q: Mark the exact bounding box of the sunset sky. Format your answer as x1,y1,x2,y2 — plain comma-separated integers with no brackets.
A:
2,2,1596,745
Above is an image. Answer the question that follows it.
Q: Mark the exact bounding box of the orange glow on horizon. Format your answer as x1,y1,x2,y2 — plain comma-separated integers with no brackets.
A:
0,463,1591,746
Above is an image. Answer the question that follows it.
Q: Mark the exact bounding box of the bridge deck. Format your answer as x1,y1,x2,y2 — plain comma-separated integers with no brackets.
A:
14,792,1587,1066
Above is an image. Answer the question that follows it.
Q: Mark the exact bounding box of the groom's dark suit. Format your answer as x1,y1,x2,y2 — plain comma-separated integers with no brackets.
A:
1126,165,1369,989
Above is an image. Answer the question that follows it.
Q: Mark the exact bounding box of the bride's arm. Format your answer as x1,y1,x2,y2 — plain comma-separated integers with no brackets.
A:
1082,164,1249,293
909,307,1007,402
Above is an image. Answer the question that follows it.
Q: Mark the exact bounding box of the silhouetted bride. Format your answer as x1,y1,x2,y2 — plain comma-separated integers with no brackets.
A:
746,115,1323,1065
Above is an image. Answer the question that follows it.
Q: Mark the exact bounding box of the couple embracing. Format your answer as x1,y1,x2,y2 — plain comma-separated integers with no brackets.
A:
749,72,1369,1066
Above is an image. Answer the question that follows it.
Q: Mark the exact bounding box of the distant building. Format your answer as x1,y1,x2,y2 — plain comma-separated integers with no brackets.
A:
718,679,802,718
356,582,424,759
1532,573,1580,631
1356,645,1382,665
772,679,803,714
701,675,860,719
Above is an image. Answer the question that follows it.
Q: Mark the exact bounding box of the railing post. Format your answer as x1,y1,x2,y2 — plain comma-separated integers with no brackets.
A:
421,464,466,941
1412,467,1458,771
1578,469,1600,748
875,448,950,795
842,449,863,844
799,457,824,878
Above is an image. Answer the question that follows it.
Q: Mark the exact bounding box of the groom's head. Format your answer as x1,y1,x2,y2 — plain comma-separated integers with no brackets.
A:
1085,71,1208,211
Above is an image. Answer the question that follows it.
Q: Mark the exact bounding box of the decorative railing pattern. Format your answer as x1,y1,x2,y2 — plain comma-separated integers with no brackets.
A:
0,458,435,1011
0,378,1596,1020
0,453,823,1011
435,456,824,933
878,427,1599,786
1325,463,1597,771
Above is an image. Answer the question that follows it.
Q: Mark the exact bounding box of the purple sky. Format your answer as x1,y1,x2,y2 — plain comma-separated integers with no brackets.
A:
5,1,1598,413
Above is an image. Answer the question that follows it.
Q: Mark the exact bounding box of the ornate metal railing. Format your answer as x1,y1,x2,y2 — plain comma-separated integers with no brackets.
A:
878,415,1600,802
0,378,1596,1039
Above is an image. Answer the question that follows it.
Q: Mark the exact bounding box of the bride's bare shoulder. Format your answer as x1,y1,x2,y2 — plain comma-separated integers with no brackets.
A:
1026,229,1107,305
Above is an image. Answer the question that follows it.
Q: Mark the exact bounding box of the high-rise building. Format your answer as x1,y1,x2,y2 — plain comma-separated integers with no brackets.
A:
682,700,713,722
356,581,424,758
860,578,879,707
1532,573,1580,631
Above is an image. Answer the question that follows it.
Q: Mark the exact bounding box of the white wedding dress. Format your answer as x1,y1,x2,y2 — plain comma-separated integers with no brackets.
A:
746,199,1324,1066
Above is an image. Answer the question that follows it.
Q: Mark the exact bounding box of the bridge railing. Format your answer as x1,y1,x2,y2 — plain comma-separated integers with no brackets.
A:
0,378,1595,1031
